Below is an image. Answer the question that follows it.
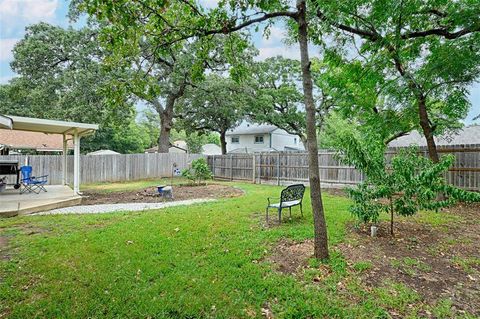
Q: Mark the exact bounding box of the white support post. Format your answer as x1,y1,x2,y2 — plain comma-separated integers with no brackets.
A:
73,131,81,195
62,134,67,185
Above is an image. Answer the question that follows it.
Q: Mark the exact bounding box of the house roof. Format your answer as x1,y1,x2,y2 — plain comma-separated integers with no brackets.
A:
86,149,120,155
389,126,480,148
0,129,73,151
144,140,188,153
226,123,278,136
228,147,278,154
202,143,222,155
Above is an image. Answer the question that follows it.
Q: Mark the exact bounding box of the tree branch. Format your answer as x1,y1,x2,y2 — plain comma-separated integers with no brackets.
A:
402,25,480,39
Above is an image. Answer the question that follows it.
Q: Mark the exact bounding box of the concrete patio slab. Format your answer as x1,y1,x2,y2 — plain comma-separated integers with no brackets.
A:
0,185,82,217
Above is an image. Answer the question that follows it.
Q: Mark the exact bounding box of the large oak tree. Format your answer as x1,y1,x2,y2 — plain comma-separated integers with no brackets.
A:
76,0,332,259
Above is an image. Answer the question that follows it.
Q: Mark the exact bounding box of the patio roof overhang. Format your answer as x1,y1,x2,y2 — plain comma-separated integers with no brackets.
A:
0,115,12,129
0,115,98,136
0,114,99,195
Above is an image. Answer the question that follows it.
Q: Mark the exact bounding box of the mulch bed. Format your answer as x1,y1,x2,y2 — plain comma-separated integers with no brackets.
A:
268,202,480,317
81,184,244,205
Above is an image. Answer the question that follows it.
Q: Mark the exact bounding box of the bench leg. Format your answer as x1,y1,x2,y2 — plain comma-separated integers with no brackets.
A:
300,203,303,217
278,208,282,223
289,206,292,218
265,207,269,223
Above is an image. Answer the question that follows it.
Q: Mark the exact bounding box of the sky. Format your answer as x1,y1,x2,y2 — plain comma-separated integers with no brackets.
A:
0,0,479,124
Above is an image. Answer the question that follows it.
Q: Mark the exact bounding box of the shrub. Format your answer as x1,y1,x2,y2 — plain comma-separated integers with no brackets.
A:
328,121,480,235
346,147,480,235
181,158,212,185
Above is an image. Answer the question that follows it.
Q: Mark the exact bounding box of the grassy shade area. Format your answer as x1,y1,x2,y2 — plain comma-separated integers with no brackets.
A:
0,181,467,318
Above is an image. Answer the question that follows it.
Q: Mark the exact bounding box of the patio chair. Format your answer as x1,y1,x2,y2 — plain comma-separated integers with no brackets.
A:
20,166,48,194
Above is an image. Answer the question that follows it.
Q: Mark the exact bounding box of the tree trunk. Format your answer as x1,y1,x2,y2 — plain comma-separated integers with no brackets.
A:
296,0,329,260
158,111,173,153
220,131,227,155
390,197,394,236
157,81,187,153
418,96,439,163
157,95,176,153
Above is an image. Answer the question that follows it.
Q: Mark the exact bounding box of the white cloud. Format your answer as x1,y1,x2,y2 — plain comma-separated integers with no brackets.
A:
262,26,285,46
0,74,14,84
257,45,300,60
0,0,58,19
0,0,59,37
256,44,320,61
0,38,18,62
198,0,219,9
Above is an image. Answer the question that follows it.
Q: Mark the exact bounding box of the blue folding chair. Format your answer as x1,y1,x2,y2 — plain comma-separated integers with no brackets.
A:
20,166,48,194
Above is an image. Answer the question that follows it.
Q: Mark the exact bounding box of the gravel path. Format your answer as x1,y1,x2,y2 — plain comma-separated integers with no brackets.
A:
33,198,216,215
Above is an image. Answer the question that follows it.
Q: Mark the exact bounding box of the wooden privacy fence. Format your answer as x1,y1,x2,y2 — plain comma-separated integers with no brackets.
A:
0,153,204,185
207,145,480,190
208,151,363,187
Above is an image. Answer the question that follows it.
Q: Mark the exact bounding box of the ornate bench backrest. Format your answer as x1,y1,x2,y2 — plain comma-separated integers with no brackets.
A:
280,184,305,203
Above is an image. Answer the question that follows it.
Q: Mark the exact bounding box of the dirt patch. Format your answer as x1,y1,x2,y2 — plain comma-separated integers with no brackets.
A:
339,204,480,316
81,184,244,205
268,202,480,316
269,239,314,274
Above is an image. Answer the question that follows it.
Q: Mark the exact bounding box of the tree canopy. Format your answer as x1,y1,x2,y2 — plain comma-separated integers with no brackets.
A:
316,0,480,161
178,74,249,154
0,22,144,153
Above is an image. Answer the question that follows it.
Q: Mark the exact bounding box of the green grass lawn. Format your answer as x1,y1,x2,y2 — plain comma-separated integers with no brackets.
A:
0,181,460,318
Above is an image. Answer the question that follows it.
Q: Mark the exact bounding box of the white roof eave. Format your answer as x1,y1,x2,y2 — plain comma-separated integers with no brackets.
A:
6,115,99,136
0,115,13,129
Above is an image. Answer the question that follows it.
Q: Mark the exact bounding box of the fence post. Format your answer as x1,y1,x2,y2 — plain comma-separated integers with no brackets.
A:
277,152,280,186
230,154,233,181
125,155,130,181
258,153,262,184
252,154,256,184
212,155,215,180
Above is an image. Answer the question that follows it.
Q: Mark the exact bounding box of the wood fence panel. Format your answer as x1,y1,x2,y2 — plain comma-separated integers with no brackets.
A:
208,146,480,190
0,153,204,185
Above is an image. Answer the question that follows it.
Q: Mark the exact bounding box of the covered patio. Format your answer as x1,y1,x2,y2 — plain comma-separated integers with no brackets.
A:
0,115,98,217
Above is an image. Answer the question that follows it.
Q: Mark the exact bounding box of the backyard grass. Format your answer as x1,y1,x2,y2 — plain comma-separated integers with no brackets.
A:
0,181,478,318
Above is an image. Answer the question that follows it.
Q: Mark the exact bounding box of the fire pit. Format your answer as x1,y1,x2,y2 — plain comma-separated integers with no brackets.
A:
157,185,173,199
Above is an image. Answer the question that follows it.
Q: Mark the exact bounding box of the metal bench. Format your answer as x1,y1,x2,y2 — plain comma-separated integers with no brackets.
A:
266,184,305,223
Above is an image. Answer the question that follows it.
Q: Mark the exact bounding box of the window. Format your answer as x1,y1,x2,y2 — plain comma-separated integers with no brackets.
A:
231,136,239,144
254,135,264,144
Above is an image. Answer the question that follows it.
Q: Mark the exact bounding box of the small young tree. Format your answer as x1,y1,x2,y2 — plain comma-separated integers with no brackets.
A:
331,124,480,235
181,158,213,185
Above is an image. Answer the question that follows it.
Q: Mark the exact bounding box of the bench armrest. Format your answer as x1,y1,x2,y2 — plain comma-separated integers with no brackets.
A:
267,197,279,205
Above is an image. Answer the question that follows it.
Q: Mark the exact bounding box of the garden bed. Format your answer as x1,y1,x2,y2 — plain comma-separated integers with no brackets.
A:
81,183,243,205
269,202,480,317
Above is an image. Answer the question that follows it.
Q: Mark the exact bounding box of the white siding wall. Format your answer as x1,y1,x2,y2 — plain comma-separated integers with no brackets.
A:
226,129,304,153
271,129,304,151
226,133,271,152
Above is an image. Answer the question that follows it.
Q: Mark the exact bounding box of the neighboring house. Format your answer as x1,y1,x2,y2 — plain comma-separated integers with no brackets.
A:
86,149,120,156
202,143,222,155
388,126,480,148
145,140,188,154
0,129,73,154
169,140,188,153
225,122,304,153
